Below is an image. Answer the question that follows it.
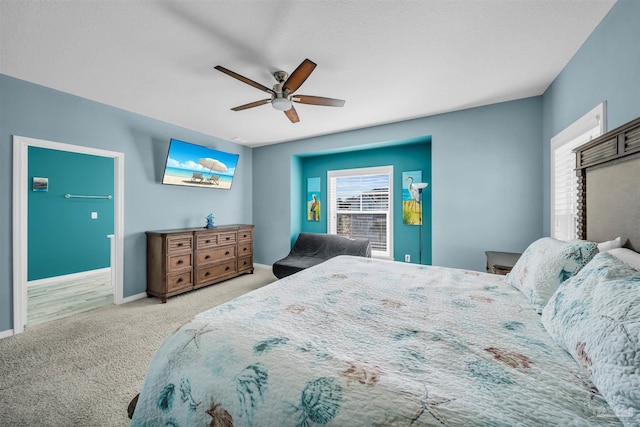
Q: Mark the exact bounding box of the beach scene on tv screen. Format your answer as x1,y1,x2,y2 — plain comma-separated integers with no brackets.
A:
162,139,239,189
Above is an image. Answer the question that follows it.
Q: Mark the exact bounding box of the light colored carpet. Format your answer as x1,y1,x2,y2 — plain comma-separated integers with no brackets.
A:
0,265,277,427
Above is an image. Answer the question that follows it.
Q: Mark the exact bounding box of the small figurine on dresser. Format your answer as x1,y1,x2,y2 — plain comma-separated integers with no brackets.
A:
205,213,215,228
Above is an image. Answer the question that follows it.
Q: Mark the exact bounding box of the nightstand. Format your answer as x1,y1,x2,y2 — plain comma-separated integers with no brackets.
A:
485,251,521,275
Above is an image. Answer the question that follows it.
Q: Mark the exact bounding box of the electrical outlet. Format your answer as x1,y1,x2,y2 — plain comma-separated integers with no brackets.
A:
405,254,410,262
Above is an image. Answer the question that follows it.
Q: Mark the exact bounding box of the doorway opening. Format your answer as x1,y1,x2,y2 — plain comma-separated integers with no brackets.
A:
12,135,124,334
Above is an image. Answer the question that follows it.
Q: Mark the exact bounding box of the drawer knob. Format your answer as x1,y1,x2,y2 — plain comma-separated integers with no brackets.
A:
206,239,211,243
225,251,230,255
177,243,183,247
205,272,210,276
177,277,183,283
177,259,183,264
205,255,210,259
243,247,247,251
225,266,230,271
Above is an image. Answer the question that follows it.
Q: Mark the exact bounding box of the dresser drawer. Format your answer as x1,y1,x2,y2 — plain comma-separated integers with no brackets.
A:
167,253,192,271
196,260,237,285
238,255,253,272
197,245,236,265
167,235,192,253
196,233,218,249
167,271,192,293
218,231,237,245
238,242,252,256
238,228,253,242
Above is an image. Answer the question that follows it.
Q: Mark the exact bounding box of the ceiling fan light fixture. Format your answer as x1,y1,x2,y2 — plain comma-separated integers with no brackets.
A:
271,97,292,111
215,59,345,123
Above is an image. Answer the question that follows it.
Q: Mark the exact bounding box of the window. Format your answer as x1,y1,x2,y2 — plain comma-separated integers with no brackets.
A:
328,166,393,258
550,103,605,240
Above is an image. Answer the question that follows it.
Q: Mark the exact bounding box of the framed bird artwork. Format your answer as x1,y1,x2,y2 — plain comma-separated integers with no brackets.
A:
402,170,425,225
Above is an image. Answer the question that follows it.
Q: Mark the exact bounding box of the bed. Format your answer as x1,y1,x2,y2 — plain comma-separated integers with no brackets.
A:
130,117,640,426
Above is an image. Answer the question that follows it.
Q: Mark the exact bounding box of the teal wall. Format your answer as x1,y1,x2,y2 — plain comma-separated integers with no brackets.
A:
0,74,252,333
542,0,640,234
254,96,544,272
299,140,432,264
28,147,114,280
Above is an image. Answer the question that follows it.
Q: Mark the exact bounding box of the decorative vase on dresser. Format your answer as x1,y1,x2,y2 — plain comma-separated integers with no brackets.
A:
146,224,254,302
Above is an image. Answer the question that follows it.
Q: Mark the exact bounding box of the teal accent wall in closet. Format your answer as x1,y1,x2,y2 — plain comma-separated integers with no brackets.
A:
299,139,431,264
28,147,114,280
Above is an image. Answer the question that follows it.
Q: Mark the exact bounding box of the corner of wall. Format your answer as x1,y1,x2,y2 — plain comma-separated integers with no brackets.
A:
290,155,302,247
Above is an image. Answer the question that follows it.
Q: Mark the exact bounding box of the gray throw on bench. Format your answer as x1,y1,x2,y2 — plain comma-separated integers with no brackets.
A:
272,232,372,279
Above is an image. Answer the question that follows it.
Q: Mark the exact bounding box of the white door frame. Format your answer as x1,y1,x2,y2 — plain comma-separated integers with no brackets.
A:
12,135,125,334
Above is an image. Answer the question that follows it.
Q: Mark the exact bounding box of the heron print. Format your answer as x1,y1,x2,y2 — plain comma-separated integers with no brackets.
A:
402,170,425,225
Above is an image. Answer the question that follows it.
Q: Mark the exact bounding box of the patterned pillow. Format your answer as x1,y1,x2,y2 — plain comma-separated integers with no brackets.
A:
506,237,598,313
541,252,640,426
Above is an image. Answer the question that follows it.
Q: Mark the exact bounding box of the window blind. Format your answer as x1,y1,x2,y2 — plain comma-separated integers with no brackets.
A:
552,127,601,240
328,167,392,257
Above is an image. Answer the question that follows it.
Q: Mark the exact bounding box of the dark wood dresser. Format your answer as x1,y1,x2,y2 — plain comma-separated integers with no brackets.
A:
146,224,254,302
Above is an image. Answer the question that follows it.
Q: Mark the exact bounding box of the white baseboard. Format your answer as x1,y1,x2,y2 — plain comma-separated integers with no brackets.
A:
0,329,15,340
121,292,147,304
120,264,273,305
28,267,111,288
254,263,272,269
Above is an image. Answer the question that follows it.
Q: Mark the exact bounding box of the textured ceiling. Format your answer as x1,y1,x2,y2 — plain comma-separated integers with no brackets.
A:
0,0,616,147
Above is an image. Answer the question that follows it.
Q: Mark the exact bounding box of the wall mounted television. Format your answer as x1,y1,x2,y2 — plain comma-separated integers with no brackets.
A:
162,138,240,190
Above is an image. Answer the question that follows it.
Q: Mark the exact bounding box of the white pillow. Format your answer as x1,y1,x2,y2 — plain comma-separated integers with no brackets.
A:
609,248,640,270
597,236,622,252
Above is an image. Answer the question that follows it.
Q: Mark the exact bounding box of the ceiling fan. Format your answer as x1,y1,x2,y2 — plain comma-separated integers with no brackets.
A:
214,58,345,123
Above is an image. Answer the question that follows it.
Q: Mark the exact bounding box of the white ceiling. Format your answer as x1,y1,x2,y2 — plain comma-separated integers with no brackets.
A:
0,0,616,147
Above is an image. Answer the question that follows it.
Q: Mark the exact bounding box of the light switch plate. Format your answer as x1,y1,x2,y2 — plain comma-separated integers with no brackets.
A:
91,212,98,219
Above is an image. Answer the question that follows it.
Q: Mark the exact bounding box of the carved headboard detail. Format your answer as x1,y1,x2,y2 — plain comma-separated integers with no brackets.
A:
574,116,640,251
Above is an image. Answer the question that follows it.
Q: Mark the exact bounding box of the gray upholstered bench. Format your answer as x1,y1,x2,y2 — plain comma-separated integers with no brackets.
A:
272,232,371,279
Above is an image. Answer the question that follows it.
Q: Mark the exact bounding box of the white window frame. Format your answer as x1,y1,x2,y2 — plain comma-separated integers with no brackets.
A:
550,102,606,240
327,165,393,259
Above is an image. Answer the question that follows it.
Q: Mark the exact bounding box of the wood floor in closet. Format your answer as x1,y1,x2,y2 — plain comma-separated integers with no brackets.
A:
27,270,112,326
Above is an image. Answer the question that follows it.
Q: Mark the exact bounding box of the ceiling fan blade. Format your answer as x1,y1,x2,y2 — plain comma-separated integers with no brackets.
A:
214,65,275,95
231,99,271,111
283,59,316,95
293,95,345,107
284,105,300,123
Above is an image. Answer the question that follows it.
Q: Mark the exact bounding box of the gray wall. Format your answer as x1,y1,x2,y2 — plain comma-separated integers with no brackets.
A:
0,74,252,332
253,97,544,272
542,0,640,234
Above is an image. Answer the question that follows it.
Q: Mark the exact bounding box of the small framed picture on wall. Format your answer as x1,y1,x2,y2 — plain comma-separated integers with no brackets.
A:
32,177,48,192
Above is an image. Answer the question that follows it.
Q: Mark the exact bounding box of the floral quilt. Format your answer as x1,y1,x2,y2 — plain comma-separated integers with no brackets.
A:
131,256,621,426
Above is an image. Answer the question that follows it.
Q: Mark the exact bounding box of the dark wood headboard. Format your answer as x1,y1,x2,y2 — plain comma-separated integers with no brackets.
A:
575,116,640,252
